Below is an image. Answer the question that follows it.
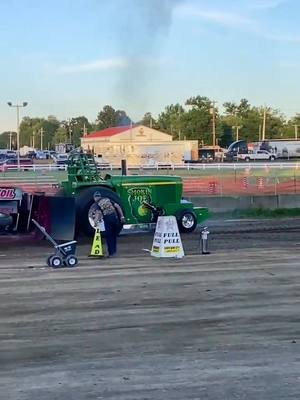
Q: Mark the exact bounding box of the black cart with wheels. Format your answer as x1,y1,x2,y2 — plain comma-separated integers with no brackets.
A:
32,219,78,268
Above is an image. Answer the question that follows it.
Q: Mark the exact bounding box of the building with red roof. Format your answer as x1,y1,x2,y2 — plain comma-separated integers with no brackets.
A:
81,125,198,166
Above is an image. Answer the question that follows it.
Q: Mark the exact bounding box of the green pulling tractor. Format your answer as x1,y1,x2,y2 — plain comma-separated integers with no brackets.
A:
60,151,209,236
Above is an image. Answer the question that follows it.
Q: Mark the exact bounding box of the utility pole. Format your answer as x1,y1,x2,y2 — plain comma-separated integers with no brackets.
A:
9,132,13,150
294,125,299,140
68,119,72,144
40,127,44,150
232,126,242,141
262,107,267,141
210,101,217,147
69,127,72,143
258,124,262,141
32,130,35,149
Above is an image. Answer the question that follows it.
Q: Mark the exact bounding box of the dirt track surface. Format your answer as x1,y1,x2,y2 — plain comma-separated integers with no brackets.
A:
1,218,300,399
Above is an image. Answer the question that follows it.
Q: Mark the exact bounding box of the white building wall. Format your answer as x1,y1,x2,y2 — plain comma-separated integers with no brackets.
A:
81,125,197,165
81,140,198,166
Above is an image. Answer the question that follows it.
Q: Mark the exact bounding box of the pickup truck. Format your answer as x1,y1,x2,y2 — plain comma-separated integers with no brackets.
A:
237,150,276,162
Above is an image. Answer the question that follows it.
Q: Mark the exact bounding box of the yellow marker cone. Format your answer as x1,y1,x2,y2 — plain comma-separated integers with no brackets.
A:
90,228,103,257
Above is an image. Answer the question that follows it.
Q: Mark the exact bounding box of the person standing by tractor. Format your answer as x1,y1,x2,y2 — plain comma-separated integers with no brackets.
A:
93,191,125,257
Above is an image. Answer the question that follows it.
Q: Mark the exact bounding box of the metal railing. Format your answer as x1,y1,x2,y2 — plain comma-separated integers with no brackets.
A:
2,161,300,172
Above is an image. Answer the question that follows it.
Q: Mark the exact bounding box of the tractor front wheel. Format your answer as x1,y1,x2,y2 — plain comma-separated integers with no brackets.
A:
176,209,197,233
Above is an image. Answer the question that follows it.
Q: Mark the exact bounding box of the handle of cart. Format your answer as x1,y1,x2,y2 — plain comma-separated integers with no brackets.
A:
32,218,58,247
32,218,78,268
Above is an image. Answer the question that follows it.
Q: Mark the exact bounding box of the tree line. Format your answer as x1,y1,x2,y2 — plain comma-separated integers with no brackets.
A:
1,97,300,150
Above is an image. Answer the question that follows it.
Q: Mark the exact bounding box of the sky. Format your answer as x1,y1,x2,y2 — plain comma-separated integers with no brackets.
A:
1,0,300,132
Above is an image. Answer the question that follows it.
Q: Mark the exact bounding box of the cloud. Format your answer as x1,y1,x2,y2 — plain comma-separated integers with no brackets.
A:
175,2,300,44
248,0,287,10
175,4,254,27
57,58,128,74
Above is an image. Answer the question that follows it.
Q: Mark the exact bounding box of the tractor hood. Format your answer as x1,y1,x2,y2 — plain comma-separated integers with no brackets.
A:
107,175,183,200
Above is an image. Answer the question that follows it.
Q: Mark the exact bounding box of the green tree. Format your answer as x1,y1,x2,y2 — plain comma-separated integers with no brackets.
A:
96,105,131,130
68,116,92,147
140,112,160,129
282,113,300,139
0,132,14,149
222,99,285,143
184,96,216,144
262,107,285,139
53,127,68,145
157,104,185,139
185,95,212,111
158,96,218,144
42,116,60,149
223,98,251,118
19,116,60,149
20,117,40,147
218,122,233,148
240,108,261,142
222,99,250,143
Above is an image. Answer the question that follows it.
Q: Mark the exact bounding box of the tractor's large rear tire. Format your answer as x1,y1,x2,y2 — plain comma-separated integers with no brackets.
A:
75,186,124,237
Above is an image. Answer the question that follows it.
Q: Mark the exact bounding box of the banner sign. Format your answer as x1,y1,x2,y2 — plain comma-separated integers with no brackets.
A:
151,216,184,258
0,188,22,201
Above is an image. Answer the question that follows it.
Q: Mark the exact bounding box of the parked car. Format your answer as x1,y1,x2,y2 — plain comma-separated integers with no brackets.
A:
35,150,48,160
26,150,36,159
54,153,69,169
5,150,17,159
0,157,33,171
42,150,57,159
49,150,57,159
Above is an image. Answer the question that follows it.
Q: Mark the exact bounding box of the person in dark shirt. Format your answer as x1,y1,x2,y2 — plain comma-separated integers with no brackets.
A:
93,191,125,257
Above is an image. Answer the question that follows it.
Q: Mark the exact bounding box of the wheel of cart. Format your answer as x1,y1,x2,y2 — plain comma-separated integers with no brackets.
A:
32,219,78,268
47,254,63,268
65,254,78,267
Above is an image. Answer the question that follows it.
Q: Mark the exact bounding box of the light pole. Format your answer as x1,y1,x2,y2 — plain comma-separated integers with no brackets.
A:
294,125,299,140
9,131,13,150
67,118,73,144
32,130,36,149
7,101,28,167
262,107,267,141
